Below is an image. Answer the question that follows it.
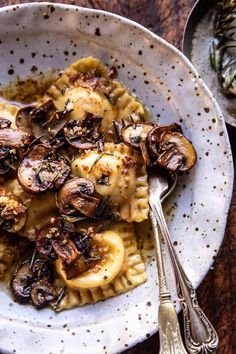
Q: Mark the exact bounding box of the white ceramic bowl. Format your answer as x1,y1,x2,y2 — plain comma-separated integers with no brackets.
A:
0,3,233,354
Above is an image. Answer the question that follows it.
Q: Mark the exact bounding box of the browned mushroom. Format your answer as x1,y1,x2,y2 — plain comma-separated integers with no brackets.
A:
0,147,17,176
147,123,181,156
57,177,101,218
62,232,94,279
11,261,33,303
121,123,154,150
62,233,104,280
35,217,79,265
11,257,53,304
62,255,92,279
17,144,71,194
157,131,197,172
64,113,104,150
15,106,36,134
31,258,53,283
0,128,32,178
16,100,71,141
31,280,57,308
35,222,58,260
0,117,12,129
51,237,79,265
0,187,26,232
0,128,32,148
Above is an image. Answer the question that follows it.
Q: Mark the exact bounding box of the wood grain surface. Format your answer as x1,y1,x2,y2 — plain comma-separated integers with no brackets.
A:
1,1,235,353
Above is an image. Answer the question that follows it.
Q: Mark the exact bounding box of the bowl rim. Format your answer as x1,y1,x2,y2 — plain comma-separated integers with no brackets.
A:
0,2,234,353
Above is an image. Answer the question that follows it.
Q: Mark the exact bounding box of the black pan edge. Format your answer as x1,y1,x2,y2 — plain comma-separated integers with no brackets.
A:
182,0,218,59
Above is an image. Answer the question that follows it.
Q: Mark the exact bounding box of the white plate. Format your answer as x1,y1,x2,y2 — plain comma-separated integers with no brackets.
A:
0,3,233,354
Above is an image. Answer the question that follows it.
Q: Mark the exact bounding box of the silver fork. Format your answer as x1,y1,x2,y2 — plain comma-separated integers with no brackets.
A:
149,169,219,354
149,172,188,353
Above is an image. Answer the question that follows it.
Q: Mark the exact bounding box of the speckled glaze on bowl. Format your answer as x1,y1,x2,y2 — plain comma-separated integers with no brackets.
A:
0,3,233,354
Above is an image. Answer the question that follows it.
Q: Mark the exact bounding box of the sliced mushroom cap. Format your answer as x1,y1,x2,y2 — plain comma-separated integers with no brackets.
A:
11,256,53,304
32,100,57,122
61,233,98,280
35,233,57,260
147,123,181,156
157,131,197,172
31,258,53,283
16,100,71,140
56,231,125,286
72,231,90,251
0,128,32,148
62,255,93,280
51,238,79,265
16,106,36,134
0,147,18,176
64,113,104,150
0,117,12,129
0,146,23,180
11,261,33,303
45,109,71,138
57,177,101,218
35,218,79,265
121,123,154,150
0,187,26,232
31,280,57,308
17,144,71,194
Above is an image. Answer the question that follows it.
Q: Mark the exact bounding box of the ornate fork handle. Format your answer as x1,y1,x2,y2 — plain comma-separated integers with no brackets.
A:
156,198,219,354
149,206,188,354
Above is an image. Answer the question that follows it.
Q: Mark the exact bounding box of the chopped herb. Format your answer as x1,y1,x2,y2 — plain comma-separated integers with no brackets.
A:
88,153,104,173
113,120,121,143
85,255,102,262
63,99,74,114
52,286,66,310
61,87,67,95
130,114,135,123
36,166,44,184
81,234,89,242
52,166,70,183
96,175,111,186
46,162,54,173
62,214,87,223
29,135,45,146
96,196,110,216
88,152,113,173
30,248,36,269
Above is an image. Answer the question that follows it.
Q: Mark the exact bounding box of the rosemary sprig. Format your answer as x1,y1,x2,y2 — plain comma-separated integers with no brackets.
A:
62,214,87,223
52,286,66,311
85,255,103,262
210,0,236,95
88,152,113,173
51,166,70,183
112,120,121,143
29,134,45,147
35,165,44,184
30,248,37,269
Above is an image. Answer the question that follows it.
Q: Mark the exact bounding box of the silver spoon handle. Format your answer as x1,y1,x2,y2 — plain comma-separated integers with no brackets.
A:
149,205,188,354
156,199,219,353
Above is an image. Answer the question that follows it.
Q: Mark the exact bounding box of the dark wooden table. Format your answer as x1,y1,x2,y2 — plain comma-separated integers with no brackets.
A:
1,1,235,353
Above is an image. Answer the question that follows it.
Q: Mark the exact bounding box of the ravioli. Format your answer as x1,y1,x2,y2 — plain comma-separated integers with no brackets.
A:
54,222,147,310
41,57,146,137
0,56,152,310
5,179,58,241
71,143,149,222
